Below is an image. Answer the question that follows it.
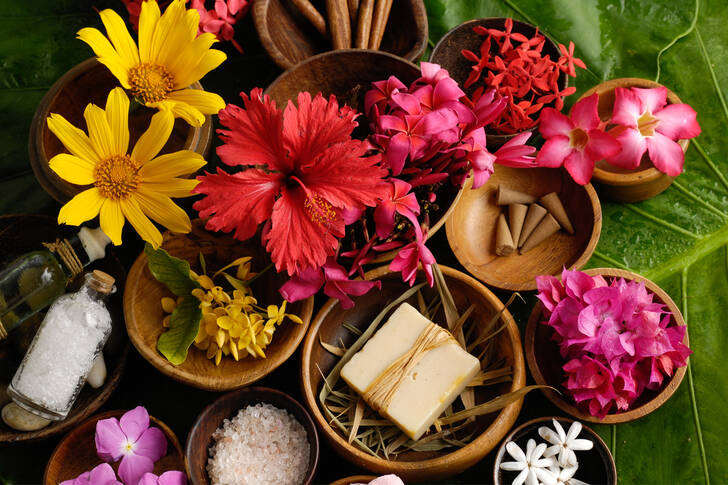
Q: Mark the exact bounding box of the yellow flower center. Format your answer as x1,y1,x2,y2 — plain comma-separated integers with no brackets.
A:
94,154,140,200
128,63,175,104
569,128,589,150
304,194,337,227
637,111,659,137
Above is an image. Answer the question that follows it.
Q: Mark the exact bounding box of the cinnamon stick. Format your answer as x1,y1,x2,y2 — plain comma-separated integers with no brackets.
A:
290,0,327,38
355,0,375,48
348,0,360,24
327,0,351,49
368,0,393,50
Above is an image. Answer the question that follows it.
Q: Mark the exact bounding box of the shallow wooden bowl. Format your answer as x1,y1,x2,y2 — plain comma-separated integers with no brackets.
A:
446,166,601,292
0,215,128,443
525,268,689,424
493,417,616,485
29,58,214,204
330,476,377,485
430,18,566,147
186,387,319,485
44,410,184,484
253,0,427,70
301,264,526,482
579,77,690,203
124,220,314,391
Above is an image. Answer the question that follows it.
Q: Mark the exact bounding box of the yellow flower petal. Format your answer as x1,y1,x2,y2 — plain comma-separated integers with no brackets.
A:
76,27,131,88
46,113,99,163
98,8,140,68
159,100,205,127
215,329,226,348
155,6,199,69
165,32,216,79
161,297,176,313
230,342,239,361
135,188,191,234
138,0,161,63
162,315,171,328
196,274,214,290
58,188,104,226
48,154,95,185
287,314,303,324
84,103,114,159
174,49,227,89
99,199,125,246
150,0,190,67
131,110,174,165
119,197,163,248
206,342,218,359
139,150,205,180
215,348,222,365
217,316,233,330
165,89,225,116
105,88,130,155
142,178,199,198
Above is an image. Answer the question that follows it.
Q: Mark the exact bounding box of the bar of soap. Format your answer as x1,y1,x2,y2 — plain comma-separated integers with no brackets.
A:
341,303,480,440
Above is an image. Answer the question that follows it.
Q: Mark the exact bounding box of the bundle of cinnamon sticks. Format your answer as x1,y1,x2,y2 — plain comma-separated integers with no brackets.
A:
290,0,393,50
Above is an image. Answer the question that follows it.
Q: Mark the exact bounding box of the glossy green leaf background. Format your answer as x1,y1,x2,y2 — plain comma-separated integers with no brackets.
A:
0,0,726,483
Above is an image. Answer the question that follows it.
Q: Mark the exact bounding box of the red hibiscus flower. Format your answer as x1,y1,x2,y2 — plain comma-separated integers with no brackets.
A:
194,88,388,276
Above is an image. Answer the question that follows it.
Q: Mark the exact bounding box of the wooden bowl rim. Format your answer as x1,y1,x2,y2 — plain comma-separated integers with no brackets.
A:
524,267,689,424
123,226,315,392
581,77,689,186
43,409,184,485
300,263,527,479
28,57,213,203
252,0,428,71
492,416,616,485
329,475,378,485
445,170,602,292
184,386,320,485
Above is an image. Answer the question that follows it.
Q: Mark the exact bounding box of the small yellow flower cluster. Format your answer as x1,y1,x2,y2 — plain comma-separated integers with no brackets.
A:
160,256,302,366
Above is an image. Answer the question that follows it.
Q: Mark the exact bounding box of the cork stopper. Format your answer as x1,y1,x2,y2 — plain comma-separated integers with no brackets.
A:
88,270,115,295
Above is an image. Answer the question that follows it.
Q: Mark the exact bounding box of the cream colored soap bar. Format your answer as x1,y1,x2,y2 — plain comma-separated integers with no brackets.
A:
340,303,480,440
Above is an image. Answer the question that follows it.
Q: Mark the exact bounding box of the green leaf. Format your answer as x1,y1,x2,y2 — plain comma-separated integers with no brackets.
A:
144,243,200,297
156,296,203,365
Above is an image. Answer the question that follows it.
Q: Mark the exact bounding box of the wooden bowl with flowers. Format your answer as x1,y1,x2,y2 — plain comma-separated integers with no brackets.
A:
525,268,690,424
330,476,378,485
123,220,314,392
578,78,700,203
300,264,527,482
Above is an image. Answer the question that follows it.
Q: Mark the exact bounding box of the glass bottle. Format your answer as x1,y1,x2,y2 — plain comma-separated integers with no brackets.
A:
7,270,115,420
0,226,110,340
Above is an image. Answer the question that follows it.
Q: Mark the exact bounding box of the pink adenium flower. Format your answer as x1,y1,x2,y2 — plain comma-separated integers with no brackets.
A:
60,463,122,485
138,471,188,485
95,407,168,485
191,0,249,53
535,93,621,184
373,179,420,238
606,86,701,175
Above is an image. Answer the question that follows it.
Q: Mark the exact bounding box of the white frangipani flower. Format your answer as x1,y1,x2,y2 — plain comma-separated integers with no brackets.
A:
547,463,590,485
539,419,594,467
500,438,557,485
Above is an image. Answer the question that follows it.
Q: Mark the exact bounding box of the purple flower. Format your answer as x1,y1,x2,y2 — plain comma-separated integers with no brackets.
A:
60,463,122,485
95,407,168,485
138,471,187,485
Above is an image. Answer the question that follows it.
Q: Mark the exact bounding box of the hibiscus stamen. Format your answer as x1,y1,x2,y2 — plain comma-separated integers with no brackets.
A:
128,63,175,104
94,154,140,200
304,194,337,227
637,111,659,136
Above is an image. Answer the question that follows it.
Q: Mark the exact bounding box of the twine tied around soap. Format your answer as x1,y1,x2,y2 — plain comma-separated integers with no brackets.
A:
362,322,458,414
42,239,83,281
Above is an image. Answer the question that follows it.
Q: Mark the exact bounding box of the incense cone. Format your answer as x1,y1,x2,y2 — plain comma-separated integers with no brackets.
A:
326,0,351,49
520,214,561,253
540,192,574,235
355,0,374,48
290,0,327,37
508,203,527,246
496,185,537,205
495,213,515,256
369,0,393,49
518,204,548,247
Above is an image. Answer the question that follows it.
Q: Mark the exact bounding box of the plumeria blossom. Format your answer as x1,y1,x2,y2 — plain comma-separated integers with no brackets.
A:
191,0,249,53
499,439,557,485
538,419,593,467
138,471,188,485
95,406,167,485
536,93,621,184
60,463,122,485
606,86,701,175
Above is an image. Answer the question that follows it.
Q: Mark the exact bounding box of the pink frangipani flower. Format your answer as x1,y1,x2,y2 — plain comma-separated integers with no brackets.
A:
389,222,436,287
95,407,167,485
138,471,188,485
60,463,122,485
535,93,621,184
606,86,701,175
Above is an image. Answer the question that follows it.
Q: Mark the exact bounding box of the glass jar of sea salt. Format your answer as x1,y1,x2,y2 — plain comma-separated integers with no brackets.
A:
7,270,115,420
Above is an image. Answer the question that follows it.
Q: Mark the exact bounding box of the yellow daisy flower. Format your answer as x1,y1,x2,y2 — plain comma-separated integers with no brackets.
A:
47,87,206,248
77,0,226,127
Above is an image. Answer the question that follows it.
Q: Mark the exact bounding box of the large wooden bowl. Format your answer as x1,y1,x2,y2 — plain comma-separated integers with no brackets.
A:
253,0,428,70
124,220,314,391
29,58,213,203
525,268,689,424
446,166,601,292
0,215,128,443
579,78,690,203
44,410,184,485
300,264,526,482
186,387,319,485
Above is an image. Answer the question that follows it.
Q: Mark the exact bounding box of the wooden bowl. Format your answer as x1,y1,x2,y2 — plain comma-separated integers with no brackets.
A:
579,77,690,203
430,18,566,148
253,0,427,70
493,417,616,485
446,166,601,292
186,387,319,485
0,215,128,443
124,220,314,392
29,58,214,204
525,268,689,424
44,410,184,484
300,264,526,482
330,476,377,485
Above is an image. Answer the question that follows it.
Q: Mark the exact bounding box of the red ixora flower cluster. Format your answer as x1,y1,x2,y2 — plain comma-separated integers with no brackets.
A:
537,269,692,419
462,18,584,134
121,0,249,52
